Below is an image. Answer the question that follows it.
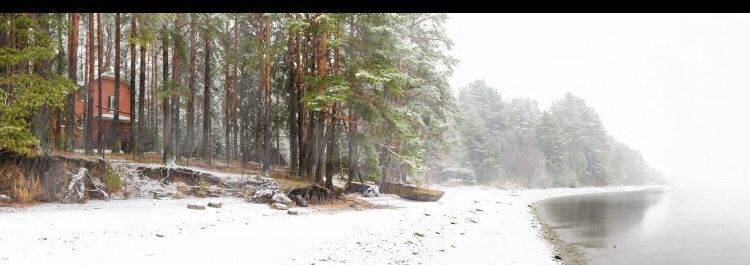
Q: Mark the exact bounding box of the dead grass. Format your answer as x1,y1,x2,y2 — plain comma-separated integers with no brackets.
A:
0,164,41,203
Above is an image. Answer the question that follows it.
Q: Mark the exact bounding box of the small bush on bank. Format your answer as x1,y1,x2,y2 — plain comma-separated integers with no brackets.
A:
103,164,122,193
197,176,208,194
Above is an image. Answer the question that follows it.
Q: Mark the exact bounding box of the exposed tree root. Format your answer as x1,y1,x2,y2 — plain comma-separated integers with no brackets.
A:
288,183,339,204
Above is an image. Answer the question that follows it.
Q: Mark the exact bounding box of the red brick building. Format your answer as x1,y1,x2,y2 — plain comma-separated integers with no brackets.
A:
67,73,132,151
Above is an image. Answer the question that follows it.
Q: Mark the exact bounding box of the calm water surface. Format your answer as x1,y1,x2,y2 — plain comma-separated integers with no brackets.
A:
536,185,750,265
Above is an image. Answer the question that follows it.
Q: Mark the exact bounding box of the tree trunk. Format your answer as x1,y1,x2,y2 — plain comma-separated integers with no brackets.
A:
186,14,197,158
296,30,306,178
380,145,391,185
232,16,239,166
161,23,171,165
65,13,79,151
221,23,231,164
129,15,137,155
54,13,66,149
324,108,338,190
223,43,230,164
313,15,328,183
302,28,315,180
287,25,298,176
97,13,103,157
202,15,212,164
104,21,112,72
172,17,181,161
151,44,159,152
347,109,359,185
260,15,273,177
30,14,53,155
84,13,95,155
138,16,146,157
108,13,121,154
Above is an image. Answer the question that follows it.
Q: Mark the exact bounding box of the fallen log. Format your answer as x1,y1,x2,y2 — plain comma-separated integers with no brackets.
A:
379,183,444,202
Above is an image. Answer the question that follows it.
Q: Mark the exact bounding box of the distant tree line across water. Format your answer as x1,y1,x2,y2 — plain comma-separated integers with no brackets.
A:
433,80,666,187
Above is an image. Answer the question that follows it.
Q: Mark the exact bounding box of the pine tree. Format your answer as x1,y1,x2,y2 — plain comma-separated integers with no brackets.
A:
0,14,74,156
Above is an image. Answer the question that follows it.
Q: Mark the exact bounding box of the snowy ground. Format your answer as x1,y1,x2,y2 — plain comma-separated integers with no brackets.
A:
0,185,657,265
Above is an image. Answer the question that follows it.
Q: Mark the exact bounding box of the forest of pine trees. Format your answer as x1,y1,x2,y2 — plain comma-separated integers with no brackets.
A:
0,13,662,188
443,80,666,187
0,13,456,189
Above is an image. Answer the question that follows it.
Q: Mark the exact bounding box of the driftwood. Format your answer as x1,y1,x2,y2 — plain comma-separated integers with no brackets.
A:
379,183,444,202
187,204,206,210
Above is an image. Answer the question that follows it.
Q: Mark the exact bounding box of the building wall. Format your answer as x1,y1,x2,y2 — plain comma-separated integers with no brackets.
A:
71,77,132,149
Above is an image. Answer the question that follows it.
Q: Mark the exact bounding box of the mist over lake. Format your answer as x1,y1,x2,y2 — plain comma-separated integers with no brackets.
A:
536,184,750,265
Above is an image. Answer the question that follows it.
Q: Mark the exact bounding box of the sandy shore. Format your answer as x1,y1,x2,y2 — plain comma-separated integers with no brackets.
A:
0,185,656,265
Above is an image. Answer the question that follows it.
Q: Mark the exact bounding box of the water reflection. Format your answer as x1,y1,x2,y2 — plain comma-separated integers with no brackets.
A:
535,187,750,265
538,189,666,248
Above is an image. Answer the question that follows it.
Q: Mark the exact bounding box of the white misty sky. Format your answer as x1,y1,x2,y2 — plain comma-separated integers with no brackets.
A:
446,13,750,186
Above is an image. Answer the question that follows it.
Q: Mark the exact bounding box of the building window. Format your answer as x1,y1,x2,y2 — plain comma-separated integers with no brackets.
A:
107,95,115,112
76,115,84,129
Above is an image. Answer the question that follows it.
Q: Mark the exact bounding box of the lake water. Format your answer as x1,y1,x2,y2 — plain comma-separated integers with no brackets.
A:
535,185,750,265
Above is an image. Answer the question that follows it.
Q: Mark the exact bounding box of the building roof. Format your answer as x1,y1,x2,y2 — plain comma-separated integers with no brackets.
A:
86,71,130,88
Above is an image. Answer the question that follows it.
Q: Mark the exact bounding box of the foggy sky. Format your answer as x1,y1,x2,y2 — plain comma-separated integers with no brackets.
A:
446,13,750,186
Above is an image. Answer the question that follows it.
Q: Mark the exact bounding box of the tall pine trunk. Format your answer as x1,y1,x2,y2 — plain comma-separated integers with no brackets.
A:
296,30,306,178
161,23,171,165
54,13,65,149
97,13,103,157
303,28,316,180
84,13,94,155
172,17,181,161
313,15,328,183
129,15,137,155
347,108,360,185
151,44,159,152
186,15,197,158
223,44,230,164
324,108,338,190
30,14,53,155
260,15,273,177
138,16,146,157
202,15,212,164
287,25,298,176
65,13,79,151
108,13,121,154
232,16,239,165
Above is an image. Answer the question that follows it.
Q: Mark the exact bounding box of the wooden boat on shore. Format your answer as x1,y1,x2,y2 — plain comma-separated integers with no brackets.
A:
379,182,445,202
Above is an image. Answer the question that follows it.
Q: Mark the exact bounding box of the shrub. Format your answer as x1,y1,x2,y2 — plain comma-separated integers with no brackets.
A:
197,176,208,193
102,164,122,193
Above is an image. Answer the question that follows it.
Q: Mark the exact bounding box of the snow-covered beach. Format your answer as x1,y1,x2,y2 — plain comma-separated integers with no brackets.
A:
0,185,657,265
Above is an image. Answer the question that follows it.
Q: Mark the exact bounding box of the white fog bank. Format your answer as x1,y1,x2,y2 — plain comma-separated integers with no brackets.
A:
447,13,750,187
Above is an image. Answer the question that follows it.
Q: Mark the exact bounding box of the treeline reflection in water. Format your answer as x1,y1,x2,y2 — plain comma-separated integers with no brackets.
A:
536,187,750,265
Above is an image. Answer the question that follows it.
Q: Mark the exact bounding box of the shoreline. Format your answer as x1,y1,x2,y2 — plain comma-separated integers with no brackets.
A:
0,184,668,264
525,185,669,265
